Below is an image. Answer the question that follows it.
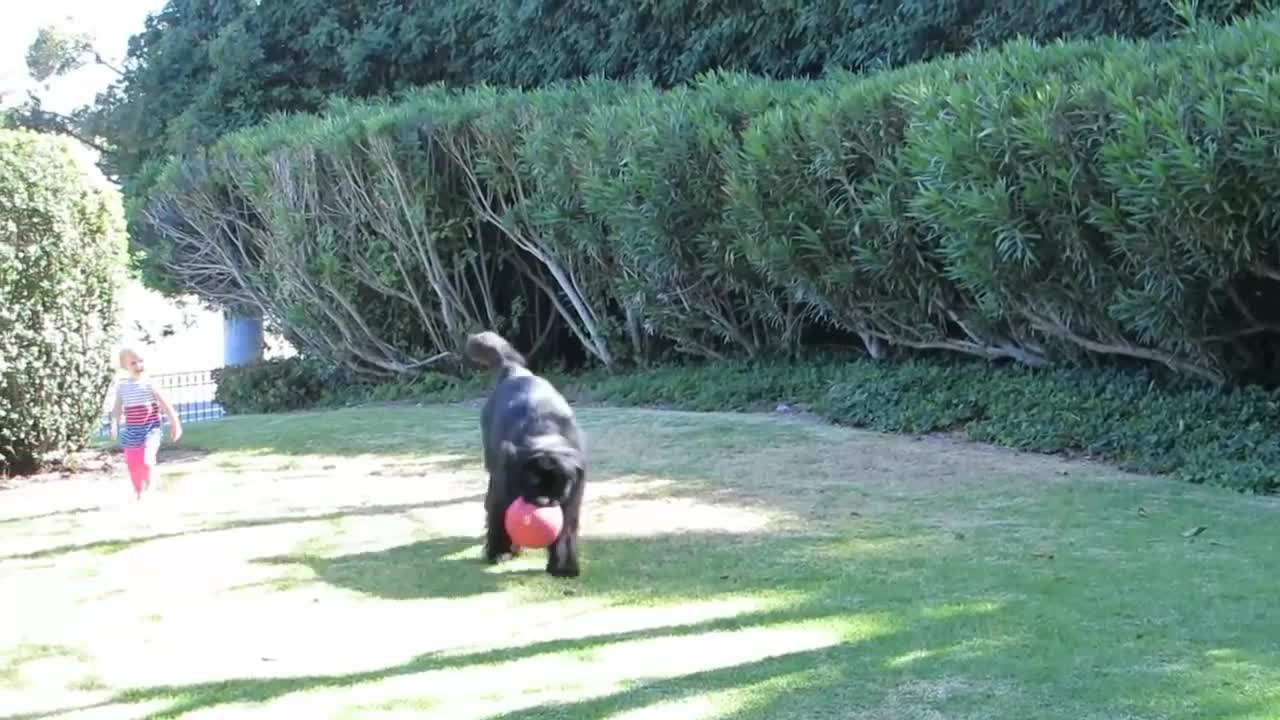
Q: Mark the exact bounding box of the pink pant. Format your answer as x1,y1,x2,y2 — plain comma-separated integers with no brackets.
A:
123,443,158,495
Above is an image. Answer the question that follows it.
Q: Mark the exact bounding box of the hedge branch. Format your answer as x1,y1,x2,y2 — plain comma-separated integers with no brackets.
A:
328,147,452,351
1024,309,1224,384
443,129,614,366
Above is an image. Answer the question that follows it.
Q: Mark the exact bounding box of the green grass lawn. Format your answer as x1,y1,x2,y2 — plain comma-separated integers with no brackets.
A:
2,403,1278,719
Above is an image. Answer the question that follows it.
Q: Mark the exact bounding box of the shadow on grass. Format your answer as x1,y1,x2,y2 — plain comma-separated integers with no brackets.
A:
10,406,1280,719
7,524,1280,720
257,531,827,602
466,640,1280,720
255,536,537,600
368,454,480,476
0,506,102,527
0,603,841,720
5,532,992,720
0,495,485,563
0,643,89,686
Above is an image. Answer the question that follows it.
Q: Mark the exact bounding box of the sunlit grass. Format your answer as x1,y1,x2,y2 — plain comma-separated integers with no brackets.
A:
1,404,1278,719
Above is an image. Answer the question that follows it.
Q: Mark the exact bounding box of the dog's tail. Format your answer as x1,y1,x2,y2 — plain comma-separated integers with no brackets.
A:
464,331,527,370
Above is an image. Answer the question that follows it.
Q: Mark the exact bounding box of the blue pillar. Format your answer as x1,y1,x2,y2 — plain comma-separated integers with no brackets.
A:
223,308,264,367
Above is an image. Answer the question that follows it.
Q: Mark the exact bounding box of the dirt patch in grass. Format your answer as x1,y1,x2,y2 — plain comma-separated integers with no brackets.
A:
579,409,1128,538
0,449,117,492
863,677,1023,720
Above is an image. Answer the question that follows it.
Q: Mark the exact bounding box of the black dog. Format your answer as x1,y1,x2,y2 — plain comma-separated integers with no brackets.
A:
464,331,585,578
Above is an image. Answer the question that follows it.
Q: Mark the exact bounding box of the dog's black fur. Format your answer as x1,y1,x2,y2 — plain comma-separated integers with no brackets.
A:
464,331,585,578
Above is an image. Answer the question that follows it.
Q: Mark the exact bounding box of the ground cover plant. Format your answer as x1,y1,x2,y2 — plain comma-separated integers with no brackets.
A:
212,355,1280,494
2,404,1278,719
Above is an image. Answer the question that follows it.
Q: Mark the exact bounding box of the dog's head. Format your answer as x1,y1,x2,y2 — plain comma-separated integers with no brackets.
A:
504,435,582,508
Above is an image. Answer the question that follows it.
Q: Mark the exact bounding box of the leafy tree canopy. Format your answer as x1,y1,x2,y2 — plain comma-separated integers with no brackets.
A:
63,1,1264,192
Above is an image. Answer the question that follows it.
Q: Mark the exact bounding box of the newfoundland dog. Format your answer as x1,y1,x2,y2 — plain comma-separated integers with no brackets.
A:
464,330,585,578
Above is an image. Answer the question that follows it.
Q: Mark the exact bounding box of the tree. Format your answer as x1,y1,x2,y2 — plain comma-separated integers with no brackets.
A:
4,23,124,159
93,0,1265,205
1,93,108,154
25,25,124,83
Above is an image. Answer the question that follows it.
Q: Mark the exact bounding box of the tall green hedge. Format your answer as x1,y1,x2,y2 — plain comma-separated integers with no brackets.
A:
144,11,1280,385
106,0,1262,228
0,130,128,476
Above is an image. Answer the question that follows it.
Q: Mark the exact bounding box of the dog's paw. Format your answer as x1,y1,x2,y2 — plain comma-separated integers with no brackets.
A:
547,562,580,578
484,548,518,564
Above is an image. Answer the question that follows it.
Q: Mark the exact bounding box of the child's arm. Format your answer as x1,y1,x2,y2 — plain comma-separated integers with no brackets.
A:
153,387,183,442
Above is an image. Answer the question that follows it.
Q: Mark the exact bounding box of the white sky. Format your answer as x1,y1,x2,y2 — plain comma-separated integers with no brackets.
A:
0,0,167,114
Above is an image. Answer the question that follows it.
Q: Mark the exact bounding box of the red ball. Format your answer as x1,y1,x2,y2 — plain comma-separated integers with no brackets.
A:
504,497,564,549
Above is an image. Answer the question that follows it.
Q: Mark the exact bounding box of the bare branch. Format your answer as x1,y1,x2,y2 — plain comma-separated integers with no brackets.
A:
1023,309,1223,384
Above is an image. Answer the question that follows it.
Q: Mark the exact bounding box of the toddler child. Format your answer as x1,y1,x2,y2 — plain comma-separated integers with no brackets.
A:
111,348,183,499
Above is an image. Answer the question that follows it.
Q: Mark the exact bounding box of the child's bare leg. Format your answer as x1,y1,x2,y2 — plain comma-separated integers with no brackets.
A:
143,432,161,493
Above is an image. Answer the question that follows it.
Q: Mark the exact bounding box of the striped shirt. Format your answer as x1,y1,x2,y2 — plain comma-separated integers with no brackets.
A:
117,378,162,448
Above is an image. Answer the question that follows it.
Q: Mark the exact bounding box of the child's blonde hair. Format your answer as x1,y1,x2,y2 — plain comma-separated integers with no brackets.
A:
118,347,141,370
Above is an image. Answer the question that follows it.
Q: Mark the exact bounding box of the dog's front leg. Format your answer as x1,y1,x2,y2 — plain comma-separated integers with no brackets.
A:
546,506,580,578
483,481,518,563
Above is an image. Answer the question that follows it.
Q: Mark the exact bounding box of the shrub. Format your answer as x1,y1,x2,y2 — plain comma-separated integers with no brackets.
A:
0,130,128,475
147,10,1280,385
726,23,1280,381
145,87,608,377
568,75,827,361
213,354,512,415
813,361,1279,489
212,357,344,415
